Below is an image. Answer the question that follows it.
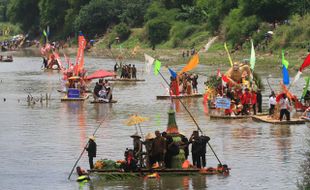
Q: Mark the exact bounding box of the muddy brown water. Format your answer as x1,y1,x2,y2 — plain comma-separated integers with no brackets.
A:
0,56,308,190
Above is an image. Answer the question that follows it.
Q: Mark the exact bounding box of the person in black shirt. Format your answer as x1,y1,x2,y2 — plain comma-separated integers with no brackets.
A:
189,131,210,168
256,89,263,113
86,136,97,169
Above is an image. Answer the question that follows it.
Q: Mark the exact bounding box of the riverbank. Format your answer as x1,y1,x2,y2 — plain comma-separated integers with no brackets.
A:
7,44,310,72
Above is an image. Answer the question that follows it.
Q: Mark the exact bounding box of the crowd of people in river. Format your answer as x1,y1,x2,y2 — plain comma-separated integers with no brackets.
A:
114,63,137,79
120,130,210,171
93,79,113,102
169,72,199,95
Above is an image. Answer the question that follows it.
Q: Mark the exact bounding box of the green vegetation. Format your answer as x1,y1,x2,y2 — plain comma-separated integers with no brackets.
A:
0,0,308,54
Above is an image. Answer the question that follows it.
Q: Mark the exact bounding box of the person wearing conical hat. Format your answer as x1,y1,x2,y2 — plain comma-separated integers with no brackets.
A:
86,136,96,169
130,133,143,167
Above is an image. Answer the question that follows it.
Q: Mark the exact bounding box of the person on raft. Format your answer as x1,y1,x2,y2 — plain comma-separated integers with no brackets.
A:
189,131,210,169
76,166,88,176
86,136,97,169
151,130,166,168
130,133,143,167
268,91,276,117
279,94,291,121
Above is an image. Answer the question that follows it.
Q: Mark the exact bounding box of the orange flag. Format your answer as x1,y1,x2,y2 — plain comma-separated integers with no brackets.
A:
179,54,199,74
75,34,86,75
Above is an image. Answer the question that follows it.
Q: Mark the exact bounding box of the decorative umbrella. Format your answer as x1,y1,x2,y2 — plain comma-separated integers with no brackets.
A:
85,69,116,80
125,115,149,139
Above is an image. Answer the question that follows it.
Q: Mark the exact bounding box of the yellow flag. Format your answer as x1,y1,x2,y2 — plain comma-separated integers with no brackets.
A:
224,43,233,67
179,54,199,74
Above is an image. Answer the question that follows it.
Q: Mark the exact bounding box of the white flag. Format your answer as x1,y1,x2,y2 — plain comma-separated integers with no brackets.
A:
144,53,155,74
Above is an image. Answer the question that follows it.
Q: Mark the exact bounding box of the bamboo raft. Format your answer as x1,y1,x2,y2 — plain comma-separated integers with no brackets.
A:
252,115,306,125
209,114,251,120
156,93,203,100
89,168,228,177
61,94,89,101
90,100,117,104
106,78,145,82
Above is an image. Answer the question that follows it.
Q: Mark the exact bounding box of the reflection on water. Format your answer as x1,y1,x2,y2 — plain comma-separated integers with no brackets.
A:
270,125,292,162
89,175,207,190
0,57,308,190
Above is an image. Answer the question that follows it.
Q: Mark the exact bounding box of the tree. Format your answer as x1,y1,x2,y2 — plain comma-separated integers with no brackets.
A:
38,0,69,38
146,19,171,46
240,0,293,25
74,0,119,37
7,0,40,34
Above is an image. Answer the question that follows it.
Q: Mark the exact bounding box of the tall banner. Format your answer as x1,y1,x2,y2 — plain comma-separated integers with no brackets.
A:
75,34,86,75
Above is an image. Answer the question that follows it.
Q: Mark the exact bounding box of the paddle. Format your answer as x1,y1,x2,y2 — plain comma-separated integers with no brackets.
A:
67,114,109,180
157,70,223,166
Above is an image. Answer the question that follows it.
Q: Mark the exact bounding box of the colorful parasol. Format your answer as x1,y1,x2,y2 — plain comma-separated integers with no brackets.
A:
125,115,149,139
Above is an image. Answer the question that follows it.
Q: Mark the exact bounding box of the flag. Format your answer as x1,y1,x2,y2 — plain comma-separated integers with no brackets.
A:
144,54,155,74
222,75,229,86
43,30,47,37
224,42,233,67
291,53,310,86
217,69,221,78
282,50,290,85
168,68,177,79
199,36,218,53
179,54,199,73
75,33,86,75
250,40,256,70
300,53,310,72
302,77,310,99
154,60,161,75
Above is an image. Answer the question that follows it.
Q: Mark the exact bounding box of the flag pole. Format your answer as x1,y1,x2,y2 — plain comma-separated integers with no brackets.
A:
157,69,223,165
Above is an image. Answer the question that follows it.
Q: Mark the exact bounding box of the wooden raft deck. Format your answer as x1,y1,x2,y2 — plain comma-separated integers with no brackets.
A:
252,115,305,125
210,115,251,120
90,168,225,176
156,93,203,100
61,94,89,101
90,100,117,104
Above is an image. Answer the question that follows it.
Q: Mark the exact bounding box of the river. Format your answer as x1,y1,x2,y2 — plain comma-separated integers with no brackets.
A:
0,56,308,190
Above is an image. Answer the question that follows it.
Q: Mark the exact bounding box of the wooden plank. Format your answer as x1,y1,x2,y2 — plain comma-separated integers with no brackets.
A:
156,94,203,100
61,94,89,101
210,115,251,120
252,115,305,125
90,100,117,104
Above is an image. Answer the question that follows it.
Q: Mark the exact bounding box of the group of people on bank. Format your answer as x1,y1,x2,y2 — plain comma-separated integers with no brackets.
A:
114,63,137,79
170,72,199,95
121,130,210,171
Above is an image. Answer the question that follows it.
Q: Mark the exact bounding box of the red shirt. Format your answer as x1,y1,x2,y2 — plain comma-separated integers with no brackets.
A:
241,92,252,105
251,93,257,104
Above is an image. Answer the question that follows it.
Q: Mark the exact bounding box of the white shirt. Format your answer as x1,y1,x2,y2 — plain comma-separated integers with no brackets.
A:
269,96,276,106
279,98,290,110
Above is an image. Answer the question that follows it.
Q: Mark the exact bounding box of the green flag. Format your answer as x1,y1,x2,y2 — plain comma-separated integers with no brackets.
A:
302,77,310,98
250,40,256,70
43,30,47,37
282,50,289,69
154,60,161,75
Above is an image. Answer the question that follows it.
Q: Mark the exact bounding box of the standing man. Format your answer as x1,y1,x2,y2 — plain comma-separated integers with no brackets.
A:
86,136,97,169
132,65,137,79
269,91,276,117
251,90,257,115
189,131,210,168
151,130,166,167
279,94,291,121
256,89,263,113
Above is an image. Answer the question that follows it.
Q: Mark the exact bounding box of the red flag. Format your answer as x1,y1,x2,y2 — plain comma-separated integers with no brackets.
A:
300,53,310,72
75,35,87,75
217,69,221,78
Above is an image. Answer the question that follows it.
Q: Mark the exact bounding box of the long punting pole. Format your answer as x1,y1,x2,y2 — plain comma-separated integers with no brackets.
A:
67,115,109,180
157,70,223,165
